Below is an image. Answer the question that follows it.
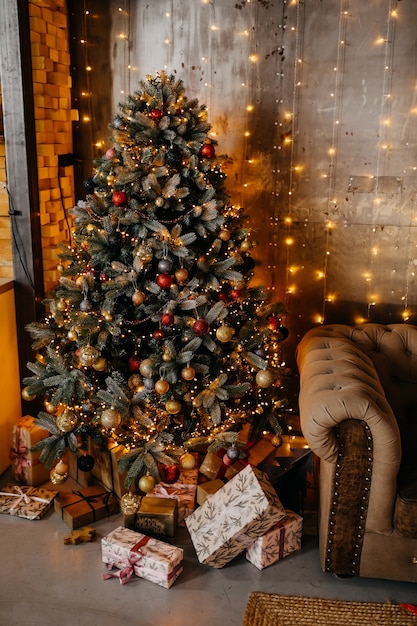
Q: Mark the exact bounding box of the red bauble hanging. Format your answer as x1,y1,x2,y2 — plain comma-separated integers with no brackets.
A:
231,289,241,300
160,463,180,484
150,108,163,121
161,312,175,326
112,191,128,207
193,319,210,336
200,143,215,159
267,315,280,330
152,329,166,340
157,274,174,290
128,355,141,372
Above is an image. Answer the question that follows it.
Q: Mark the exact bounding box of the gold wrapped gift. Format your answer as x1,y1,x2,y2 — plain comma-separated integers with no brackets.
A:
196,479,225,506
134,496,178,538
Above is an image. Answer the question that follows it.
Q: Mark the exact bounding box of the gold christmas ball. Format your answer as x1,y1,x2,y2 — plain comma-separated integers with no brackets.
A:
255,369,275,388
57,263,64,272
78,345,100,367
216,325,235,343
128,374,142,391
101,408,121,429
180,452,196,470
75,275,85,287
218,228,231,241
44,401,56,414
181,366,195,381
21,386,36,402
271,434,283,447
175,268,189,284
67,329,78,342
165,399,181,415
56,408,78,432
162,350,172,362
120,492,141,515
155,379,170,395
55,459,68,475
132,290,146,306
139,358,153,378
138,474,155,493
103,311,113,322
92,357,107,372
50,468,68,485
56,298,66,311
35,353,46,365
240,239,251,251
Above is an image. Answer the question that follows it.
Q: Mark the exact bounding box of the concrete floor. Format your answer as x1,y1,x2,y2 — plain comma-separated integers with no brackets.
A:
1,472,416,626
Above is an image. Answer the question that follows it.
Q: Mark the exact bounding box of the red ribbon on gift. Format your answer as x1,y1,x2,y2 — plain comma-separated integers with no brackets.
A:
103,535,151,585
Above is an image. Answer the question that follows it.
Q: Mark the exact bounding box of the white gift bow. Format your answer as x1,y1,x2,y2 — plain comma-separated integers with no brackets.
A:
0,486,51,511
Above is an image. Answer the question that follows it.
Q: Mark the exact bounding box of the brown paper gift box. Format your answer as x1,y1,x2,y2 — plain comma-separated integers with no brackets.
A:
89,438,127,498
134,496,178,537
10,415,51,486
0,484,57,520
54,485,119,529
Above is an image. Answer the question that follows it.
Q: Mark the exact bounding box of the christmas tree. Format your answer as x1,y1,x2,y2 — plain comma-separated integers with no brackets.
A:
23,72,290,491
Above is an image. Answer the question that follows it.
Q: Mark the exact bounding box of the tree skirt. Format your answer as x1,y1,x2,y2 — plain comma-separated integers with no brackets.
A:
243,592,417,626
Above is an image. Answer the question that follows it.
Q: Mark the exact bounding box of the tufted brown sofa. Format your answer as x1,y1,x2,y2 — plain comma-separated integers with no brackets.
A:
296,323,417,582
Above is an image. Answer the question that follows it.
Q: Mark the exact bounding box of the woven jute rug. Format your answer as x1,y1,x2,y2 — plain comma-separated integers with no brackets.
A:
243,592,417,626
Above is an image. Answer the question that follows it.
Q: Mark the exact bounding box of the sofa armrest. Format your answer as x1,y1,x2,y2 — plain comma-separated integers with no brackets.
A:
296,331,401,535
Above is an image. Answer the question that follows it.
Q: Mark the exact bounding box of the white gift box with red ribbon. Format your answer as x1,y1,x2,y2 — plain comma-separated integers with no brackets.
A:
102,526,183,588
245,509,303,569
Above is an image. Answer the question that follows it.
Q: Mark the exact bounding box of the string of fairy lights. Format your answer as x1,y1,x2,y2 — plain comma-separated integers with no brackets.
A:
74,0,417,329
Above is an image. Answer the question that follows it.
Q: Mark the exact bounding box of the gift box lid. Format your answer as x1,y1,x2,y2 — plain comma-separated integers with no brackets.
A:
139,496,178,515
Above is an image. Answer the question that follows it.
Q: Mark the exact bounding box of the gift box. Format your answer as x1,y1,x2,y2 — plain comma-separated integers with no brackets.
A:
245,509,303,569
0,483,57,520
9,415,51,486
54,485,119,529
186,464,286,568
147,482,196,526
196,478,224,506
198,452,223,481
134,496,178,537
102,525,183,588
89,438,128,499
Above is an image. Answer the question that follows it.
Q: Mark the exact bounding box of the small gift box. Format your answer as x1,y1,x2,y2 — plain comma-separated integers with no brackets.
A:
245,509,303,569
199,452,223,481
196,479,224,506
9,415,51,486
89,438,128,499
186,464,286,568
147,483,196,526
134,496,178,537
0,483,57,520
54,485,119,530
102,525,183,588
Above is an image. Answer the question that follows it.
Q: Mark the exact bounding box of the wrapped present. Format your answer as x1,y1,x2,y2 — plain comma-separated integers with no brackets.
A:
134,496,178,537
67,451,93,488
199,452,223,481
9,415,51,486
102,525,183,588
0,483,57,520
147,483,196,526
196,479,224,506
245,509,303,569
89,438,128,499
54,485,119,530
186,464,286,568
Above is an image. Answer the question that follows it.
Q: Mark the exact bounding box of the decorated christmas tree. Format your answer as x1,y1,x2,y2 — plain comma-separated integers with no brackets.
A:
23,72,290,492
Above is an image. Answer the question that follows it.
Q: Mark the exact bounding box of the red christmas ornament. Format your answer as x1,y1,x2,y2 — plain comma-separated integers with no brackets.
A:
157,274,174,290
112,191,128,207
219,291,228,302
267,315,280,330
128,355,141,372
200,143,215,159
160,463,180,484
152,329,165,340
150,108,163,121
193,319,210,336
161,312,174,326
231,289,241,300
105,147,116,159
